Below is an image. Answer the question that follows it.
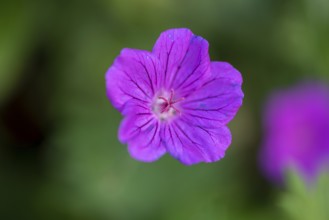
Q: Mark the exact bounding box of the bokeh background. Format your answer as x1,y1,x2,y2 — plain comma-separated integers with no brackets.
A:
1,0,328,219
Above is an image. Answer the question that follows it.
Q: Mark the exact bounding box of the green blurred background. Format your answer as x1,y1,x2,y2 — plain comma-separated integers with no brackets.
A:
0,0,328,219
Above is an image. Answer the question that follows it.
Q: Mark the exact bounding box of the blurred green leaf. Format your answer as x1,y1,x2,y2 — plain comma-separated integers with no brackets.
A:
280,171,329,220
0,1,39,105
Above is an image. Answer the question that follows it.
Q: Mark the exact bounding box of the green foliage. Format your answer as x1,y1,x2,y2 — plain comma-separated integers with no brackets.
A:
0,1,38,104
280,171,329,220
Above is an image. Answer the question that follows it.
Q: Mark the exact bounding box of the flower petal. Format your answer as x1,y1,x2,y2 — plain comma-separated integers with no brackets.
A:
163,118,232,165
260,82,329,183
127,122,167,162
105,48,162,111
119,105,166,162
152,28,210,94
182,61,243,125
118,103,154,143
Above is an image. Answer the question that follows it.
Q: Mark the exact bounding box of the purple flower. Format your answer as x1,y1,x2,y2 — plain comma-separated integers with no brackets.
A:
105,28,243,165
260,82,329,183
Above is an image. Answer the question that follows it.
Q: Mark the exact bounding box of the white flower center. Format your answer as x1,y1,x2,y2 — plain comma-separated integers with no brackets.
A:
152,89,184,121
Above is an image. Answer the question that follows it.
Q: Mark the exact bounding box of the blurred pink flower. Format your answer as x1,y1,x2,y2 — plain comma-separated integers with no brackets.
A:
260,82,329,184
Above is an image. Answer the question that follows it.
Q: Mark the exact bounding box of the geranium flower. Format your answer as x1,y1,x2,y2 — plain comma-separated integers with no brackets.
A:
260,83,329,183
106,28,243,165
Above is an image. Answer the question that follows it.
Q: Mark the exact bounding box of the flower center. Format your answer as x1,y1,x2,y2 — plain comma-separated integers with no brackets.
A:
152,89,184,121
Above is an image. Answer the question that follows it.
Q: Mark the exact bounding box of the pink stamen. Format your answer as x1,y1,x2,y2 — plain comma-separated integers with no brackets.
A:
171,97,185,104
169,89,174,102
157,90,184,115
158,96,168,102
160,104,169,113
